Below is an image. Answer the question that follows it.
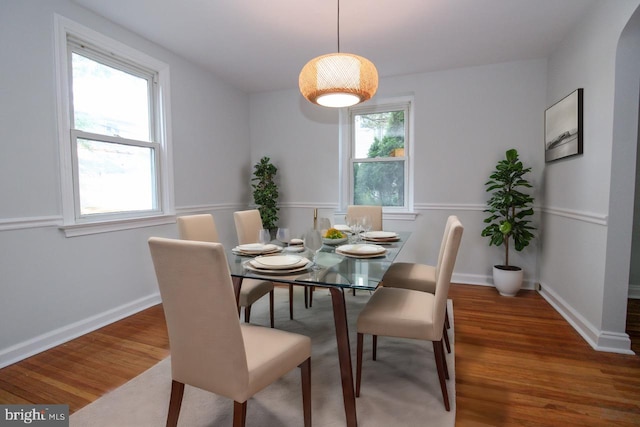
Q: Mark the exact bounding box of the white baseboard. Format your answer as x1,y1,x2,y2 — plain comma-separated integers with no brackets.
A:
453,273,537,291
0,293,162,369
629,283,640,299
539,283,634,355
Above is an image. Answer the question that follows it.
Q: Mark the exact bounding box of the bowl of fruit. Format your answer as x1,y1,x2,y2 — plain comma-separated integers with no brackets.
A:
322,228,348,245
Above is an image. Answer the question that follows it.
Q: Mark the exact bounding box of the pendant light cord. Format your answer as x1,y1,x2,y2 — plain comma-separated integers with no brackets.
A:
337,0,341,53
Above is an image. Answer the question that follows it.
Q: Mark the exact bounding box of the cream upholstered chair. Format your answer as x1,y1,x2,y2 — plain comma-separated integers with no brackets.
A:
355,217,463,411
346,205,383,231
234,209,305,320
380,215,457,350
177,214,275,328
381,215,456,294
148,237,311,427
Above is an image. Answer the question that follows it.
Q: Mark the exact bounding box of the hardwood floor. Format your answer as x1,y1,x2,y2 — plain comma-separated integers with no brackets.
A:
0,284,638,426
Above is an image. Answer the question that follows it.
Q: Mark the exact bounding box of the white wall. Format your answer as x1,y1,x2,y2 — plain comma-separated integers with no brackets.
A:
540,0,640,353
0,0,250,367
249,58,547,289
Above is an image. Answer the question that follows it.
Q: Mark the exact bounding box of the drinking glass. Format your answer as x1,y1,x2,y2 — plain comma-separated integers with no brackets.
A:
317,217,331,235
258,229,271,245
304,229,323,270
276,227,291,247
361,215,372,239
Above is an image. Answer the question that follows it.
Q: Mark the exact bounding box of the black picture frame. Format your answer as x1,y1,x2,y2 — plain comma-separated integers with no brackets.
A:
544,88,583,162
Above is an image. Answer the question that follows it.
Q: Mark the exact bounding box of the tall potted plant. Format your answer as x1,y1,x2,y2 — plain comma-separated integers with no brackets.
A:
252,156,279,231
481,148,535,296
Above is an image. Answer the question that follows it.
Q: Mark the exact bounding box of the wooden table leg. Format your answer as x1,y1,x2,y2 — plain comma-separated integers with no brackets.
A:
329,287,358,427
232,276,243,316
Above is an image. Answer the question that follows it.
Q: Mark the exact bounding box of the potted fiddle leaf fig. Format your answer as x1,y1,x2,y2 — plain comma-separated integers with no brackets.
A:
481,148,535,296
252,156,279,231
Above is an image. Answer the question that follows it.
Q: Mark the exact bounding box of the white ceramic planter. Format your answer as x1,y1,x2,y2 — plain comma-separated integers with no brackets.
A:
492,265,523,296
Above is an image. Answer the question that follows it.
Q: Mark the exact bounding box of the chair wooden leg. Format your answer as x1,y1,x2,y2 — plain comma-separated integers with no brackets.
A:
443,324,451,353
356,333,364,397
352,289,356,296
289,285,294,320
372,335,377,361
441,340,450,380
432,340,450,411
244,305,251,323
304,286,308,309
269,290,274,328
309,286,314,307
299,358,312,427
233,401,247,427
445,306,450,330
166,380,184,427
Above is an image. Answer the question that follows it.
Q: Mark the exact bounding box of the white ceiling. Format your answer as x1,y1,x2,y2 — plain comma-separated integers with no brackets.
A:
72,0,596,94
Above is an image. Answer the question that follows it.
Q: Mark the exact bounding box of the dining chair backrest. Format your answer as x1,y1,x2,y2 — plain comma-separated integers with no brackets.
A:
234,209,263,245
432,217,463,337
177,214,219,243
148,237,249,400
435,215,457,274
346,205,383,231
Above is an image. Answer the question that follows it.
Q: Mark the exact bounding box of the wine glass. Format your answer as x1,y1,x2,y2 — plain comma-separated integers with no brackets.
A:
317,217,331,235
361,215,372,240
304,229,323,270
276,227,291,247
258,229,271,246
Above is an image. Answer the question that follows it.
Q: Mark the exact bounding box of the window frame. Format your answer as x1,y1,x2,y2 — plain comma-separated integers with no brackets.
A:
54,15,174,236
339,96,415,216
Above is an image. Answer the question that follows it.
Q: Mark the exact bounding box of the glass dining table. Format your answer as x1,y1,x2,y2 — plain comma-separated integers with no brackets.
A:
227,232,410,427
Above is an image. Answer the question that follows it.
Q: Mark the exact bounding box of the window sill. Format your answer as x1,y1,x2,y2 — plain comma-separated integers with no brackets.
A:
334,211,419,221
60,214,176,237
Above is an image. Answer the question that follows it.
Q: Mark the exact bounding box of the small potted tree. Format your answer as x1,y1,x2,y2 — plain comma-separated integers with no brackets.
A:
481,149,535,296
252,156,279,231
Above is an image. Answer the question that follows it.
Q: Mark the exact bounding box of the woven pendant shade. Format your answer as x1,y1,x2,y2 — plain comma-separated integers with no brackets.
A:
299,52,378,108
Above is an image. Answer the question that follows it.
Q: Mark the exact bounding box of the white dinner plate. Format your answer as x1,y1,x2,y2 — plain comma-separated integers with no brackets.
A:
253,255,302,269
244,258,312,274
233,243,280,255
333,224,352,233
362,231,398,239
335,244,386,257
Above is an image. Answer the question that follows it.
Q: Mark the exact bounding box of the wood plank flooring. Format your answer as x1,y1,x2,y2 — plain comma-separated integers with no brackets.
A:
0,284,638,426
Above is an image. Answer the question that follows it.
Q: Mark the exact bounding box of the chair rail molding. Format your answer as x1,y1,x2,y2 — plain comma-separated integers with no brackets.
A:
0,216,62,231
541,206,608,225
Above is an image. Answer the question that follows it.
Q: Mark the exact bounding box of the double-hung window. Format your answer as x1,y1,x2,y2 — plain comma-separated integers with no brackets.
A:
55,16,173,236
341,97,414,214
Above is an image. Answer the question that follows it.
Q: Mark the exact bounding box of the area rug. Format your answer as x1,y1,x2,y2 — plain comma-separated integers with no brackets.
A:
70,286,456,426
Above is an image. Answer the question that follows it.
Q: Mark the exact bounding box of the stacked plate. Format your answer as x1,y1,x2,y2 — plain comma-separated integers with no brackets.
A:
361,231,400,244
335,244,387,259
244,255,312,274
232,243,281,256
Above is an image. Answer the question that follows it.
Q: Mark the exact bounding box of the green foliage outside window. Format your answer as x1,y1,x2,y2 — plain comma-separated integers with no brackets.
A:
353,111,405,206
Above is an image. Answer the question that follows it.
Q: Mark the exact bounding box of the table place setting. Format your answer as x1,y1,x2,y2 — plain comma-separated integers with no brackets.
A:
243,254,312,274
231,243,282,256
361,230,400,244
335,243,387,258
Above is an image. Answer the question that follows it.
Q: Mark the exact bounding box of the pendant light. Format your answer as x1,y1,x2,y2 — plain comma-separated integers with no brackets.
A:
299,0,378,108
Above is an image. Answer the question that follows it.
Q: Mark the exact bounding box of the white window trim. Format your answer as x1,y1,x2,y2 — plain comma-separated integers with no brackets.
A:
54,14,175,237
339,96,416,218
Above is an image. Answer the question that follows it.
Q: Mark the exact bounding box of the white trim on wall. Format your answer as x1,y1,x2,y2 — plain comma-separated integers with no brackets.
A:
0,216,62,231
0,293,161,369
539,282,634,355
541,206,608,225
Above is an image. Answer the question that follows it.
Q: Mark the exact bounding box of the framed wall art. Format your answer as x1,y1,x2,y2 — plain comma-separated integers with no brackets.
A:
544,88,583,162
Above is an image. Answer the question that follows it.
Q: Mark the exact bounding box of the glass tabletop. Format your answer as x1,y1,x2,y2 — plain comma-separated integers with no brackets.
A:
228,232,410,291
